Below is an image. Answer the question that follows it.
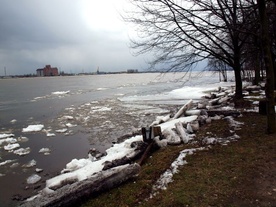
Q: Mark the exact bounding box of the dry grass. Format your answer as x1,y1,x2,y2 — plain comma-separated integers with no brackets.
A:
81,112,276,207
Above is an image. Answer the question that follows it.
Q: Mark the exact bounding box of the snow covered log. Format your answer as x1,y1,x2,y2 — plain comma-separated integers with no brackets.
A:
175,122,189,143
162,128,182,145
173,99,193,119
20,164,140,207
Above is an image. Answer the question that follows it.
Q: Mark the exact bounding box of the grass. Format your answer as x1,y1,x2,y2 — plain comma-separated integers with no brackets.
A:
80,112,276,207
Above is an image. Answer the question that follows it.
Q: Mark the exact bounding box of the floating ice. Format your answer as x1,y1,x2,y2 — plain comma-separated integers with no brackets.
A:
55,128,68,133
62,116,74,120
0,133,14,139
51,91,70,95
17,136,29,142
65,123,77,128
22,159,37,168
0,138,17,145
14,147,31,156
46,132,56,137
4,143,20,151
22,124,44,132
0,159,17,166
90,106,112,112
10,119,17,123
35,168,43,173
27,174,41,184
39,148,51,155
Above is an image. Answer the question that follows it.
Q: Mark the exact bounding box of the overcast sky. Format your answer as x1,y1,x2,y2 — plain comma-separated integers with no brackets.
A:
0,0,149,75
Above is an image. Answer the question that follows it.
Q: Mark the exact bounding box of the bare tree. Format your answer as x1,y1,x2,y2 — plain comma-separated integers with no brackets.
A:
257,0,275,133
125,0,255,100
207,58,229,82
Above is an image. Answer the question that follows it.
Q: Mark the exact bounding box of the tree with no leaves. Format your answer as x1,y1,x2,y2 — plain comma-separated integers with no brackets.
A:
125,0,255,100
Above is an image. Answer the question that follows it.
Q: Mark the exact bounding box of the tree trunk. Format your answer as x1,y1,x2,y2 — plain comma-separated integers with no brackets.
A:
234,65,243,100
253,55,261,85
258,0,276,134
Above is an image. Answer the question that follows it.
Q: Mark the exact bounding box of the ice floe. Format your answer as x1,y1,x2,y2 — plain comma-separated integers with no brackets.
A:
51,91,70,95
27,174,41,184
0,133,14,139
22,159,37,168
22,124,44,133
39,148,51,155
14,147,31,156
4,143,20,151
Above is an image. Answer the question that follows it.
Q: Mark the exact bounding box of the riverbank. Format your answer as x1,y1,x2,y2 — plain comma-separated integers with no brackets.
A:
81,112,276,207
78,85,276,207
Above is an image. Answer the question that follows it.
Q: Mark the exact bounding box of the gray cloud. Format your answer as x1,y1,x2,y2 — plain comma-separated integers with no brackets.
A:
0,0,147,75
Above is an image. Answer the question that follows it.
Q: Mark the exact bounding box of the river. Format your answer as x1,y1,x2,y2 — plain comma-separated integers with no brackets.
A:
0,72,226,206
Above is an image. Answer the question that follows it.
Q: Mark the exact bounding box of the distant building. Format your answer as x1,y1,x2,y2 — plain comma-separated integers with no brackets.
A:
36,65,59,76
127,69,139,73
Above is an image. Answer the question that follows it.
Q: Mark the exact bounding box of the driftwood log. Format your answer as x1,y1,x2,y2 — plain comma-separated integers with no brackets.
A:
20,164,140,207
173,99,193,119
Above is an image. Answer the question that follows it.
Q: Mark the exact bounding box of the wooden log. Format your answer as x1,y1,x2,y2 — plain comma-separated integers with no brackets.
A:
173,99,193,119
175,122,189,143
20,164,140,207
138,141,154,166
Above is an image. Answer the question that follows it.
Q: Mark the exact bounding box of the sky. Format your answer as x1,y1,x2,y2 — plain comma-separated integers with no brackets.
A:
0,0,148,75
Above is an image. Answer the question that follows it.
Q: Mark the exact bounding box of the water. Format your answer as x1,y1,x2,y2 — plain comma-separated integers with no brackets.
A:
0,72,224,206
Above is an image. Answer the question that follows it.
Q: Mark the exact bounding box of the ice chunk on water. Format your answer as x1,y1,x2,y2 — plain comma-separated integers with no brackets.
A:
51,91,70,95
14,147,31,156
0,138,17,145
4,143,20,151
55,128,68,133
0,133,14,139
27,174,41,184
0,159,16,166
22,159,36,168
22,124,44,132
39,148,51,155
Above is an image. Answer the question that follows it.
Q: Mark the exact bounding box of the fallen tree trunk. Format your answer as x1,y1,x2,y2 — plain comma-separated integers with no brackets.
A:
173,99,193,119
20,164,140,207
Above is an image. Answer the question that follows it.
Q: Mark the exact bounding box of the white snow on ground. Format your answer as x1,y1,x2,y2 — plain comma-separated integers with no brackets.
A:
22,124,44,133
45,135,143,191
158,115,198,131
151,148,205,198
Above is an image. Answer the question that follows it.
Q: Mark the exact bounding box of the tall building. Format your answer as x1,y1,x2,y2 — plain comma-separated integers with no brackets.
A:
36,65,59,76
